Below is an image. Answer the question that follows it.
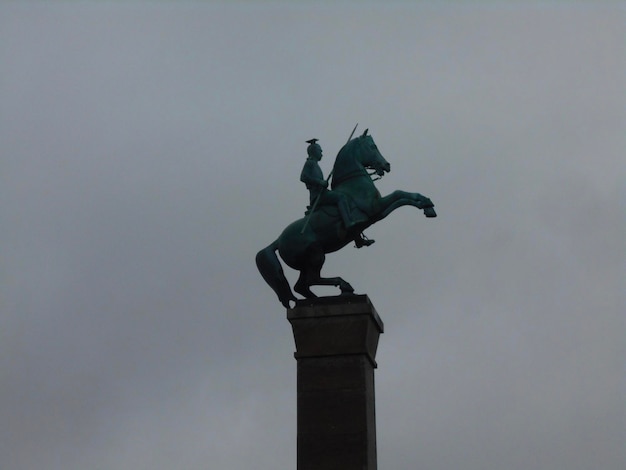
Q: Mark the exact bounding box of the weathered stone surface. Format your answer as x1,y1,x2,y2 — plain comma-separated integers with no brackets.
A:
288,294,383,470
288,294,383,366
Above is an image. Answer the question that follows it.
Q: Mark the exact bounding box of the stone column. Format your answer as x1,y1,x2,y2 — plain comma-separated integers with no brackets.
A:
287,294,384,470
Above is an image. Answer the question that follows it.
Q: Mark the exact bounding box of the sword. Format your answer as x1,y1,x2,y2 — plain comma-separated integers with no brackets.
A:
301,123,358,234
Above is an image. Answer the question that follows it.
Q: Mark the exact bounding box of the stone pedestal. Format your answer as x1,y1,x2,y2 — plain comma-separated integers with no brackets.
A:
287,295,384,470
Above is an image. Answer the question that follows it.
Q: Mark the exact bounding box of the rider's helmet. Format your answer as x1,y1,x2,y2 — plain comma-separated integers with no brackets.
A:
306,138,322,159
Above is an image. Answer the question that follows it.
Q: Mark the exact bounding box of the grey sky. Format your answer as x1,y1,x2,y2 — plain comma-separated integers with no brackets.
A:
1,2,624,469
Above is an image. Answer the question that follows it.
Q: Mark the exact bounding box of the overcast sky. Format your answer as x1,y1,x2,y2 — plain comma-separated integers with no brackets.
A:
1,2,624,469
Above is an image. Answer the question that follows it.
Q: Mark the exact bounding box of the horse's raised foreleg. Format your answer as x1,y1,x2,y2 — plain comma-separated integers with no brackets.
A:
377,190,436,220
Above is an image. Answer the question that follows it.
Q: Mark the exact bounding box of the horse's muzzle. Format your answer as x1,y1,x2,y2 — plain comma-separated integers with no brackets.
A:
377,163,390,175
424,207,437,218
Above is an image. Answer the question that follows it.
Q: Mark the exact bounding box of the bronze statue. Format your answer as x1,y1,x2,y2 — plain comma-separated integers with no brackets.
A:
301,138,374,248
256,128,437,308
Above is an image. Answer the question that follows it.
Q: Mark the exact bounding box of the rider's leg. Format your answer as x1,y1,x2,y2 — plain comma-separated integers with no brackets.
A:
336,195,356,228
320,191,355,228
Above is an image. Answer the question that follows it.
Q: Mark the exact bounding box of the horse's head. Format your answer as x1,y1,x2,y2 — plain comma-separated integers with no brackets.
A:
356,129,390,176
332,128,391,189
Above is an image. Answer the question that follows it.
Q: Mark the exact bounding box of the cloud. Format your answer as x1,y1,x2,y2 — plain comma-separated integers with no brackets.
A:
1,3,624,470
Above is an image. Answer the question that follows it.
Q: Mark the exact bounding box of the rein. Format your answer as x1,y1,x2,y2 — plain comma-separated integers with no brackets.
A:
333,168,383,187
332,169,369,187
368,170,383,182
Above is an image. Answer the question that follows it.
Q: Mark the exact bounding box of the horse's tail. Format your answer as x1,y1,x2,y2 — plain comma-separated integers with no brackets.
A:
256,240,297,309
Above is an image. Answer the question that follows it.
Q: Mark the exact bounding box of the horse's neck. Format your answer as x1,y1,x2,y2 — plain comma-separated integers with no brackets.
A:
331,146,366,189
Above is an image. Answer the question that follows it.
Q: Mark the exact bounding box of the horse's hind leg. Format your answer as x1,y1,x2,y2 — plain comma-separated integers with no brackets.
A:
294,247,322,299
294,246,354,297
294,268,316,298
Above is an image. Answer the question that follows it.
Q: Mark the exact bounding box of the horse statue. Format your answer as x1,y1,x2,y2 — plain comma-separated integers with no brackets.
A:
256,129,436,308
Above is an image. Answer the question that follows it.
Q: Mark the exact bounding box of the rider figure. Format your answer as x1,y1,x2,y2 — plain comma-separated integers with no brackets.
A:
301,138,374,248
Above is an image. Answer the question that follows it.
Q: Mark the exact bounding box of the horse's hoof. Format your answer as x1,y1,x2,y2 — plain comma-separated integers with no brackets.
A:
339,283,354,294
424,207,437,218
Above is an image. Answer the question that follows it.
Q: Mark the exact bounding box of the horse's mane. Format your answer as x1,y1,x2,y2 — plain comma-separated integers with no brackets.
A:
336,137,359,161
331,137,362,189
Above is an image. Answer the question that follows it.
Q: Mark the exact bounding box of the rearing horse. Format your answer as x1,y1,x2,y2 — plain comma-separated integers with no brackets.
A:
256,130,436,308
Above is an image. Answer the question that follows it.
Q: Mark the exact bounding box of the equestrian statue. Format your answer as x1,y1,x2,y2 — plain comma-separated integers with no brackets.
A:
256,127,437,308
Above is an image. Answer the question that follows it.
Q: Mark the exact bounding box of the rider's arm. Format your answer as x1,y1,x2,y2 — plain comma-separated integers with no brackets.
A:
300,161,327,187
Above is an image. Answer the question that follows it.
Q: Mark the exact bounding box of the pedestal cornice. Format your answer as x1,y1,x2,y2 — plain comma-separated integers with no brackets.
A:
287,294,384,367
